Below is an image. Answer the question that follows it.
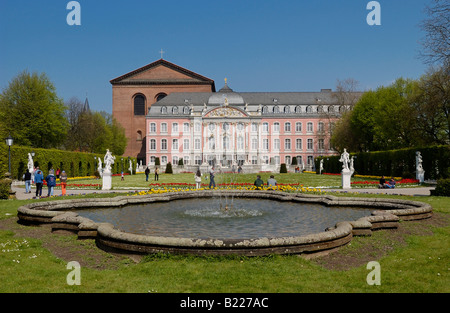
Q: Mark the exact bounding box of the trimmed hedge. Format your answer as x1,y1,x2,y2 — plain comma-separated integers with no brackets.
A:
432,179,450,197
0,143,136,180
315,145,450,180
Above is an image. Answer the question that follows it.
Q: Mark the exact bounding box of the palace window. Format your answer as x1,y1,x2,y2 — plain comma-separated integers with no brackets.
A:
172,123,178,132
262,122,269,133
262,106,269,114
172,106,178,114
161,123,167,133
307,122,313,133
295,122,302,132
237,136,244,150
285,139,291,150
149,123,156,133
273,105,280,114
295,105,301,113
194,138,201,150
183,106,190,115
284,106,290,113
161,139,167,150
149,139,156,150
284,122,291,133
307,139,314,150
183,139,190,150
172,139,178,150
296,138,302,150
273,122,280,132
161,106,167,114
183,123,190,133
273,139,280,150
134,95,146,116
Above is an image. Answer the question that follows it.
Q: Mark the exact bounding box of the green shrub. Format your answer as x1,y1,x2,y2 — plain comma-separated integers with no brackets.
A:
165,162,173,174
0,178,11,199
432,178,450,197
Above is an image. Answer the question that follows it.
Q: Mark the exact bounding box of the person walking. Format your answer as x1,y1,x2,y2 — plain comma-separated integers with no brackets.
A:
24,169,32,193
46,170,56,197
209,167,216,189
154,167,159,181
195,168,202,189
145,166,150,182
34,168,44,198
60,170,68,196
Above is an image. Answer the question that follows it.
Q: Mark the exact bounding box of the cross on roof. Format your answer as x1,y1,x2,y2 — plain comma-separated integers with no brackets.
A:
160,49,165,59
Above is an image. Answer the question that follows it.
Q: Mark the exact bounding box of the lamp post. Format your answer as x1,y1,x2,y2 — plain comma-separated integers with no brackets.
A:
5,134,13,174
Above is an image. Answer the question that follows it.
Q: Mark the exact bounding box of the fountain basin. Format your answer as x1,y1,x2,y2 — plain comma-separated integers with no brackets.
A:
17,190,433,257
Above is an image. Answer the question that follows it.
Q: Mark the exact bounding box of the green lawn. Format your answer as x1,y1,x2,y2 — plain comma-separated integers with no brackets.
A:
0,173,448,293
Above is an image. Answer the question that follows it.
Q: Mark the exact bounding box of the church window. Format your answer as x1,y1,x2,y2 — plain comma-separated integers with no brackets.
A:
134,94,146,116
156,93,167,102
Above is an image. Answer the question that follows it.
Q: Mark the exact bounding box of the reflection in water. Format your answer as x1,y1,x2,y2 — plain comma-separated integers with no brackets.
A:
75,198,373,240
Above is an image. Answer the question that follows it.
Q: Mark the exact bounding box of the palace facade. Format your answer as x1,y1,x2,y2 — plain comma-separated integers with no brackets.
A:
146,80,361,173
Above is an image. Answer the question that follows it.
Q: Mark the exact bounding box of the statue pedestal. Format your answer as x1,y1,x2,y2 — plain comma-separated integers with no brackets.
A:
102,170,112,190
342,169,352,189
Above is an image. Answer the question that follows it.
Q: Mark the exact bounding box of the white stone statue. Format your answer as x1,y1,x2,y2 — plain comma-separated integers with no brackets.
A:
416,151,425,183
27,153,34,174
319,159,324,174
104,149,115,173
129,159,133,175
339,149,350,171
350,156,355,175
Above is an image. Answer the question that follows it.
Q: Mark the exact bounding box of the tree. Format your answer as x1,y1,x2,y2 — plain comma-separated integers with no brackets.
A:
420,0,450,65
0,71,68,148
65,99,127,155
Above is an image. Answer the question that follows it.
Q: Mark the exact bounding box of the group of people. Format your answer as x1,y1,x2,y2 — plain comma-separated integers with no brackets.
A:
379,176,396,189
144,167,159,181
192,167,279,190
23,167,68,198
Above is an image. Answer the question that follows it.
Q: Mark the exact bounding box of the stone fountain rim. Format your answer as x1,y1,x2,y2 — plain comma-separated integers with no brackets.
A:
17,190,432,252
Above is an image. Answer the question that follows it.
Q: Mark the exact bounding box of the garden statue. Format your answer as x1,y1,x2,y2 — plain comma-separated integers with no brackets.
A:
416,151,425,183
339,149,354,189
27,153,34,174
102,149,115,190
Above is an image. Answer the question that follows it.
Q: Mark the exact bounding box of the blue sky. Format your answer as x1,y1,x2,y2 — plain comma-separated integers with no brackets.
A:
0,0,431,113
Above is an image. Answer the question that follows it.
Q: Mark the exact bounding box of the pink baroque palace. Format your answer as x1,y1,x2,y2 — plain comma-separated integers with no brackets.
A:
146,78,362,173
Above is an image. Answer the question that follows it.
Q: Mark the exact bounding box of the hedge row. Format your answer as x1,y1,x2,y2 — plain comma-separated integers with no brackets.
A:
0,143,136,180
315,145,450,180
